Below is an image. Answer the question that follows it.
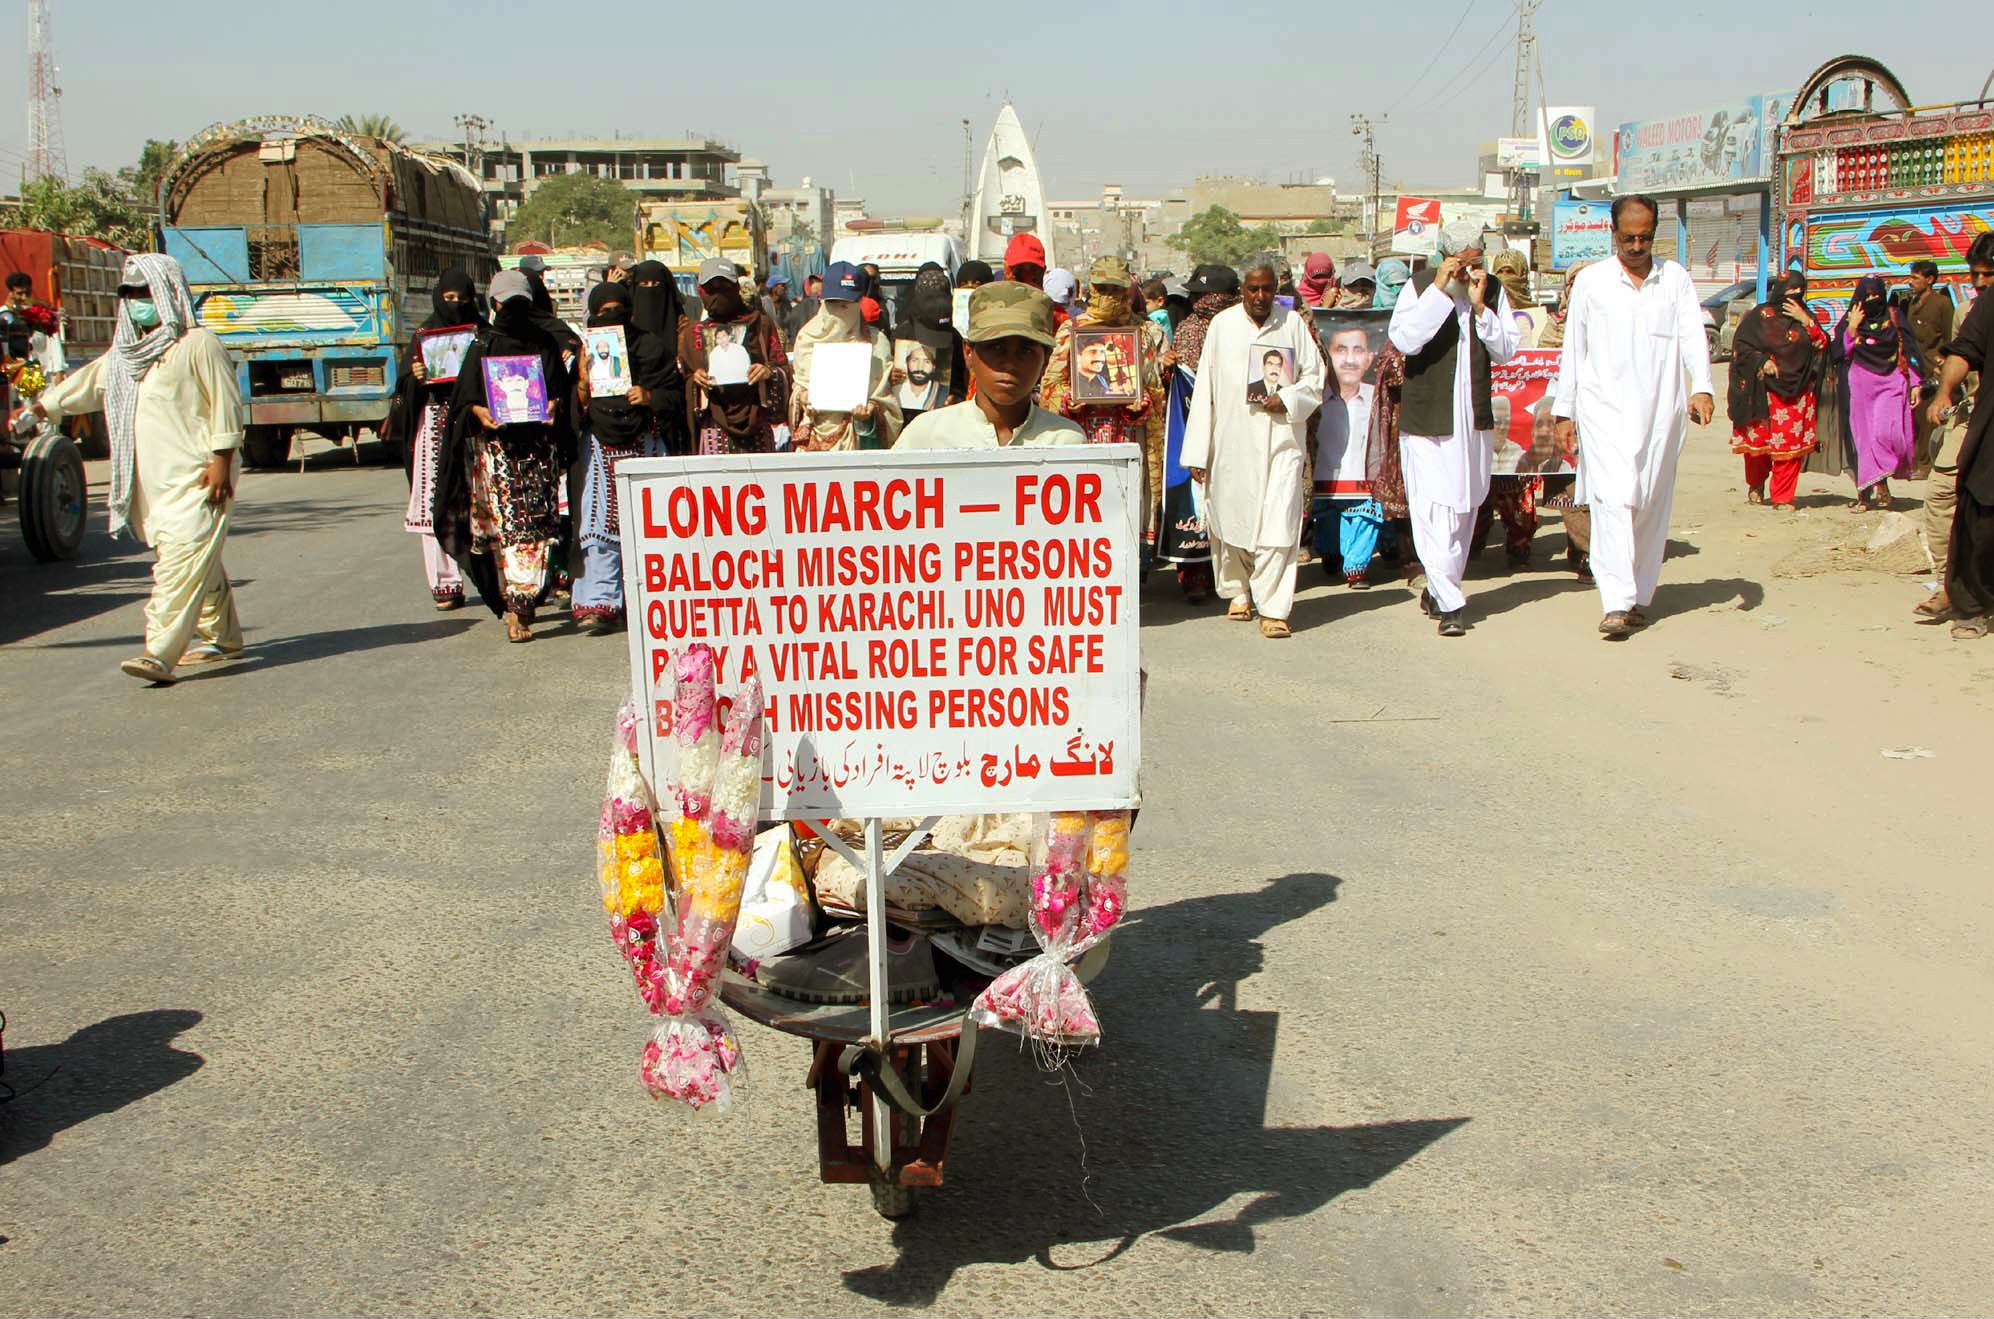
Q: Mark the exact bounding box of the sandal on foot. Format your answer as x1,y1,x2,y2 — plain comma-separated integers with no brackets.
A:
1914,591,1953,621
1746,487,1766,505
119,655,177,685
1258,617,1292,639
1950,615,1990,641
505,615,533,643
1598,611,1634,638
1627,606,1651,628
1226,598,1254,622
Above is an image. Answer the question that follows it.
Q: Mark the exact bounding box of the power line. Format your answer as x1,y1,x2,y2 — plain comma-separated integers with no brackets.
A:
1430,4,1535,114
1386,0,1480,114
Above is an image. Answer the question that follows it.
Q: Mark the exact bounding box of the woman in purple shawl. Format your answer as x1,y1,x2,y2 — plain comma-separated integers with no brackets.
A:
1831,275,1923,511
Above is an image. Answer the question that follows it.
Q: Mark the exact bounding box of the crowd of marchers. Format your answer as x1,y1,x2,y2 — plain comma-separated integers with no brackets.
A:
18,196,1994,682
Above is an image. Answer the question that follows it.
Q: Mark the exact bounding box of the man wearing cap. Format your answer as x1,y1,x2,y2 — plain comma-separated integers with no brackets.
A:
1004,234,1048,292
1387,220,1523,637
898,283,1083,451
1335,261,1378,310
785,273,823,346
759,272,795,343
678,257,791,455
1040,255,1166,546
1181,257,1326,638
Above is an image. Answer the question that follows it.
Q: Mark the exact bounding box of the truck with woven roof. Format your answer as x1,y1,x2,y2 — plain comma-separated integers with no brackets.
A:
157,116,494,467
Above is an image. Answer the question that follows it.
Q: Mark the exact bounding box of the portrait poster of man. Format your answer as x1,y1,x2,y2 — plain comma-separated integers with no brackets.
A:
1245,345,1297,410
417,326,476,384
585,326,632,396
1310,309,1389,494
1490,348,1575,475
1070,326,1142,404
894,339,949,412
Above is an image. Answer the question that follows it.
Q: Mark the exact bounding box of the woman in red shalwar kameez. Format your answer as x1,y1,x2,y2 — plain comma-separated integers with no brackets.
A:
1729,272,1826,510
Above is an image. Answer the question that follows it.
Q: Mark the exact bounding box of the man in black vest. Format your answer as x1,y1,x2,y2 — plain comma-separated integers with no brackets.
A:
1386,221,1522,636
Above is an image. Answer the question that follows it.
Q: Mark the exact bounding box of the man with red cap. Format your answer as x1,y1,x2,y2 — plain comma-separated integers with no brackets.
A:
1004,234,1048,291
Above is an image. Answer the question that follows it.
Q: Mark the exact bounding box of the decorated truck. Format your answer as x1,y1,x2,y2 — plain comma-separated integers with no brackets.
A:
1776,55,1994,326
158,116,494,467
634,199,765,296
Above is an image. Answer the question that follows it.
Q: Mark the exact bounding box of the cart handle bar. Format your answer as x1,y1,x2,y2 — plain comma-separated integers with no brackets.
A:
836,1018,979,1120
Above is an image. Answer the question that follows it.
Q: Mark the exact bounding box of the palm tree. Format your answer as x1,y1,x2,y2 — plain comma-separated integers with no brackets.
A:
333,114,405,144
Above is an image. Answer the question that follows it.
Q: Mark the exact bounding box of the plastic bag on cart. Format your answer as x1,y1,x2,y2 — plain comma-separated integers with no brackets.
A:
969,810,1130,1059
641,645,764,1114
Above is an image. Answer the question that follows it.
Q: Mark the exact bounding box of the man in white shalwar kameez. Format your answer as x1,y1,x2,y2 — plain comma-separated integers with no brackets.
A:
25,253,246,684
1387,222,1522,636
1182,260,1325,638
1550,195,1714,637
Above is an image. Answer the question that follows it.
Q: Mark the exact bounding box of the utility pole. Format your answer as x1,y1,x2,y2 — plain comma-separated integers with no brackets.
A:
1350,114,1384,249
960,118,973,243
1511,0,1538,221
454,113,491,176
25,0,66,184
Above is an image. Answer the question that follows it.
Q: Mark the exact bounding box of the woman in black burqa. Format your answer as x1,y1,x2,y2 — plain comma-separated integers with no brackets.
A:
389,266,483,609
569,278,682,634
433,269,573,642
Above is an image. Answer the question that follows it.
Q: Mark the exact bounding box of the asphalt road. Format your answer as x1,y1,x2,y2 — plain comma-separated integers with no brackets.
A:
3,416,1992,1317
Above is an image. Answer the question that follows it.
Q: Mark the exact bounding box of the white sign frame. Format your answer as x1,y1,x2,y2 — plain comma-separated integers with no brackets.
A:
614,446,1144,821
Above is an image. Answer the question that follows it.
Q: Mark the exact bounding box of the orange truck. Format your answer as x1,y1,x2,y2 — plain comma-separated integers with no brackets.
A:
0,228,126,561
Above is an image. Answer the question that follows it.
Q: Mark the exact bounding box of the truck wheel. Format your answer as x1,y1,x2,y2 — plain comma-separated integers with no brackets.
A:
19,430,87,562
242,426,292,469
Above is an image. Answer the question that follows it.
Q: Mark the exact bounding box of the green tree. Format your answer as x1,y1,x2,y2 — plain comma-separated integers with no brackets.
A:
508,172,635,249
334,114,405,143
0,170,151,249
1166,206,1286,268
120,138,179,214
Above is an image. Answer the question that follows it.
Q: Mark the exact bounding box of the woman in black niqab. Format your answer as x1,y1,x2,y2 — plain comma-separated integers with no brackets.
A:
570,279,679,634
435,275,573,640
393,266,484,609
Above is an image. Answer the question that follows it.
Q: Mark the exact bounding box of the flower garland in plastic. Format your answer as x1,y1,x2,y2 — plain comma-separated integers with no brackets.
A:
970,809,1130,1055
595,643,764,1113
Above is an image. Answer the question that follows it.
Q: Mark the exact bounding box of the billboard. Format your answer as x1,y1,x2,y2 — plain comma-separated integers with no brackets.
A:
1497,137,1543,170
1615,92,1794,194
1537,106,1597,181
1393,196,1441,257
1550,200,1614,269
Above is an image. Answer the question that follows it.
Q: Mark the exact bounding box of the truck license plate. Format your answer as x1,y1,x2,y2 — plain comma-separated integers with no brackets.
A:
281,369,312,390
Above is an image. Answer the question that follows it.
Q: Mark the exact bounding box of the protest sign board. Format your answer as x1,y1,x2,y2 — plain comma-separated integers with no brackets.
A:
616,447,1144,819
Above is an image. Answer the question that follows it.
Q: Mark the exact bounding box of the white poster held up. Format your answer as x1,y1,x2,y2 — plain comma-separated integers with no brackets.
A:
615,447,1143,819
803,341,873,414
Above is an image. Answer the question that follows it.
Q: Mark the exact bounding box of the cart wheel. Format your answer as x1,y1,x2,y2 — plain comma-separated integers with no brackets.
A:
19,430,86,562
868,1175,917,1220
242,426,291,469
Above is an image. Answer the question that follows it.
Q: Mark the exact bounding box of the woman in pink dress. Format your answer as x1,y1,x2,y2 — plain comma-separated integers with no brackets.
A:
1831,275,1923,511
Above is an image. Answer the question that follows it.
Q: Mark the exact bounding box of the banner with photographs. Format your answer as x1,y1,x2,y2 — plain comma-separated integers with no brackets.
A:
1308,308,1390,496
1490,348,1573,476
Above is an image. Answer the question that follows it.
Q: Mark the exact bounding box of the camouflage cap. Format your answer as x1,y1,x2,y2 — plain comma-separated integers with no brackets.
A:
966,282,1058,348
1088,255,1132,289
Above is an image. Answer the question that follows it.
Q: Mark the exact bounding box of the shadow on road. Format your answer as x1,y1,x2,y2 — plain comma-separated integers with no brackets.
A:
0,1010,205,1165
841,872,1470,1307
174,617,485,678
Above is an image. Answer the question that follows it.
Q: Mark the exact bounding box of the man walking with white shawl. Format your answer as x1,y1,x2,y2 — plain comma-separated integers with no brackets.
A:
1387,221,1522,637
1550,195,1714,638
1182,258,1325,638
24,253,245,683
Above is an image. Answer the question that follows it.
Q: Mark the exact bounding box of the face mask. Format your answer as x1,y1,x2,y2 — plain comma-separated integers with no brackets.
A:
127,299,161,330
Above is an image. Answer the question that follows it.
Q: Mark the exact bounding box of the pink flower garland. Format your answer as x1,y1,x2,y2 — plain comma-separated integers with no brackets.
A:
971,810,1130,1052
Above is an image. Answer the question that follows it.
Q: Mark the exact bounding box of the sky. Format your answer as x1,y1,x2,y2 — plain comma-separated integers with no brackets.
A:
0,0,1970,216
